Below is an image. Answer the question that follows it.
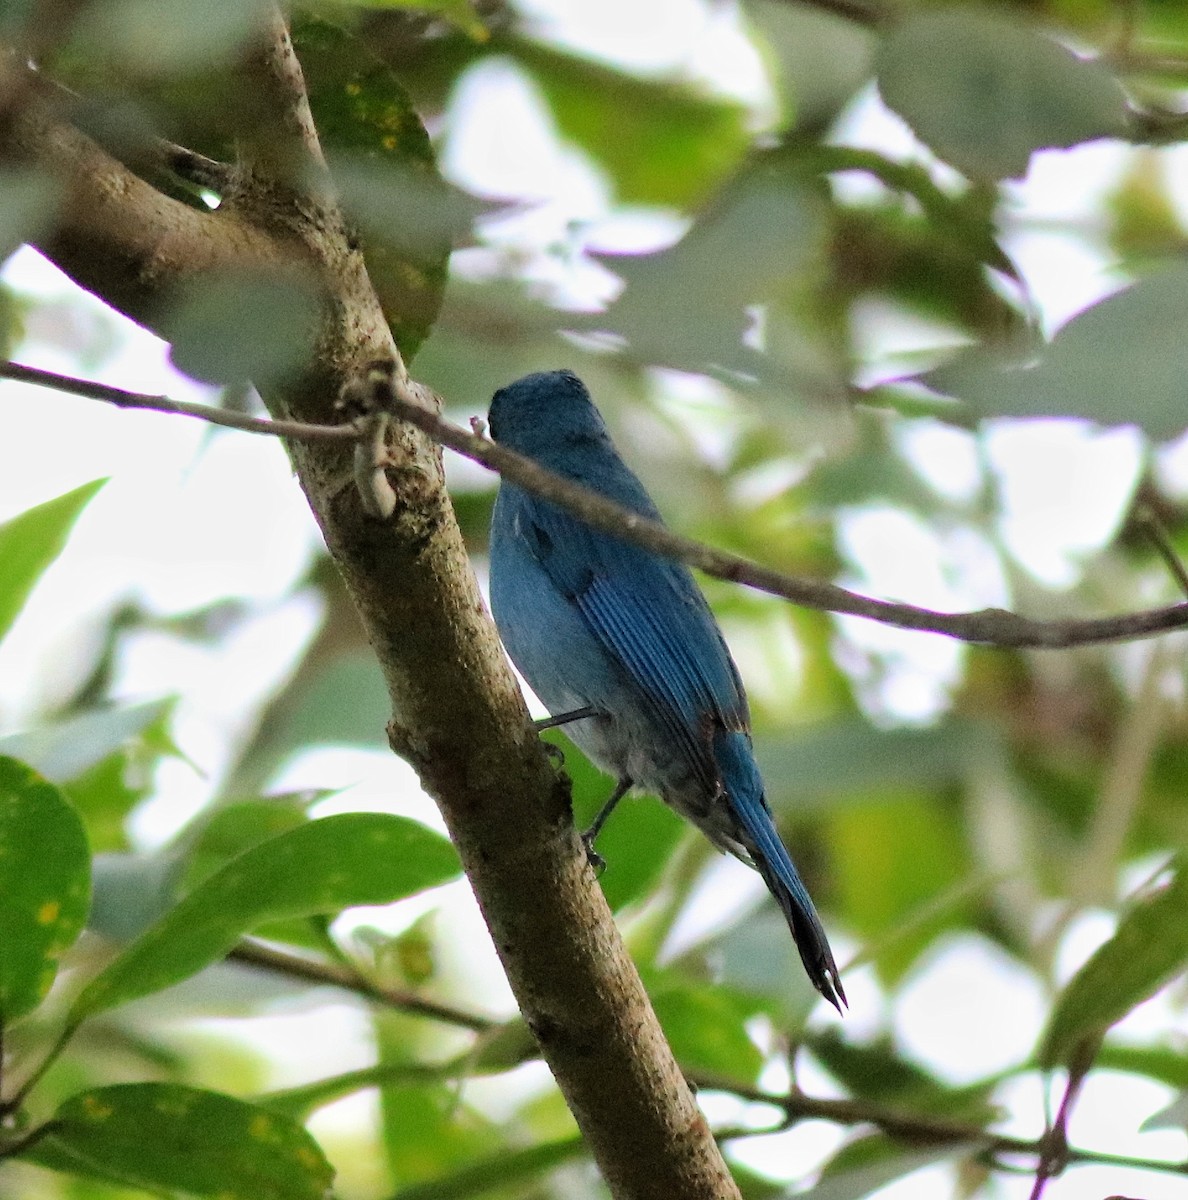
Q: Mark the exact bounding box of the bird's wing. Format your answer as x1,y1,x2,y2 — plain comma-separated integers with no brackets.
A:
516,491,747,788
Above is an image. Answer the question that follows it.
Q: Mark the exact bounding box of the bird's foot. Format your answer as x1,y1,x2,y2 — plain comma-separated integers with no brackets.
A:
580,830,606,876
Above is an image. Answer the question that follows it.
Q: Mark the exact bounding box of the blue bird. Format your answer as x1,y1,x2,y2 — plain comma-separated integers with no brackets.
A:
487,370,845,1011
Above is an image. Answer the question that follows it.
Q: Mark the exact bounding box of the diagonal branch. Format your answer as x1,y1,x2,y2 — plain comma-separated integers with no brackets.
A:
0,14,741,1200
9,357,1188,651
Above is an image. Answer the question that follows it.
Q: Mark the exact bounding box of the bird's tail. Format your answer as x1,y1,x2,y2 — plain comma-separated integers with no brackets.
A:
714,730,847,1012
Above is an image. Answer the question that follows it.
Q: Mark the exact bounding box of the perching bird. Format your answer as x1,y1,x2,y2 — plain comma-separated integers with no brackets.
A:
487,369,845,1011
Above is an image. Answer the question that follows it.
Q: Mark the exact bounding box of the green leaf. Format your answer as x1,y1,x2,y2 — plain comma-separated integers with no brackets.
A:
294,13,453,360
651,983,763,1082
926,266,1188,439
811,1136,979,1200
1040,858,1188,1067
177,795,319,892
1096,1042,1188,1089
0,757,91,1022
164,269,322,388
515,40,749,208
330,0,489,41
0,479,105,646
828,791,972,983
25,1083,333,1200
383,1136,588,1200
805,1028,1000,1124
0,699,174,784
876,9,1128,181
69,812,460,1021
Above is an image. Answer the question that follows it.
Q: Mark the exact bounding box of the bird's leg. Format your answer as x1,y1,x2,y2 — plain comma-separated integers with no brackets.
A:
534,706,597,731
581,775,632,873
533,707,597,766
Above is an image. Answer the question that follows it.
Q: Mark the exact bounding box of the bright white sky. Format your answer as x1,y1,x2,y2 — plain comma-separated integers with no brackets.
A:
1,2,1187,1197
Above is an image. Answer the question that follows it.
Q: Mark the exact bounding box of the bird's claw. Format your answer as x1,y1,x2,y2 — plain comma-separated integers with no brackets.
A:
581,831,606,876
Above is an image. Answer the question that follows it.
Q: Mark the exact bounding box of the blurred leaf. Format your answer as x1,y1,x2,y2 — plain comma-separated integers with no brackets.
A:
383,1136,589,1200
232,650,390,792
1141,1091,1188,1133
62,703,183,853
0,700,175,786
1106,152,1188,266
650,982,763,1082
262,1059,445,1120
27,1083,333,1200
876,9,1127,181
333,0,490,40
295,13,454,359
590,152,830,377
926,266,1188,439
811,1136,979,1200
89,852,180,942
164,269,322,388
694,905,823,1026
807,1029,937,1102
70,813,460,1021
805,1028,1000,1123
745,0,875,131
757,718,978,810
381,1080,500,1189
469,1018,538,1074
0,168,61,259
516,40,749,208
1040,858,1188,1067
0,758,91,1022
0,479,105,647
829,792,972,983
830,203,1018,335
176,794,320,892
1096,1042,1188,1089
386,910,436,985
71,0,275,75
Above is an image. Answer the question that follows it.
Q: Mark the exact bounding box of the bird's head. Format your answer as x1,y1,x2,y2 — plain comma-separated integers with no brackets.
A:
488,369,610,457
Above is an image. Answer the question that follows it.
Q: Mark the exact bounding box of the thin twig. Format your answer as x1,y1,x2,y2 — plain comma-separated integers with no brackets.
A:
690,1072,1188,1178
11,357,1188,651
0,360,358,443
226,938,497,1032
1136,505,1188,600
373,377,1188,650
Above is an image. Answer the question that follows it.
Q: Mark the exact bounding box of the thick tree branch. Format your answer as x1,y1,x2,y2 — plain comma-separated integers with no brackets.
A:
0,17,740,1200
9,358,1188,651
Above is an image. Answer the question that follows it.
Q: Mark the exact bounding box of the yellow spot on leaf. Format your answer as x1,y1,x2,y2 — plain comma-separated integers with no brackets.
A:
82,1095,113,1121
37,900,60,925
249,1113,275,1141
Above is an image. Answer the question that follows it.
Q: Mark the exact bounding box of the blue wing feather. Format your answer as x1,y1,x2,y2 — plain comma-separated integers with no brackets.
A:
514,490,847,1010
522,492,746,776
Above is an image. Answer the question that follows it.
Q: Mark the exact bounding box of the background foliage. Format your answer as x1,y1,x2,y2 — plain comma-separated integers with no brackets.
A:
1,0,1188,1197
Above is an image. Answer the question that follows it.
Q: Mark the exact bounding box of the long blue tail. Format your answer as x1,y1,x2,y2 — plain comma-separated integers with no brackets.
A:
715,731,846,1012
